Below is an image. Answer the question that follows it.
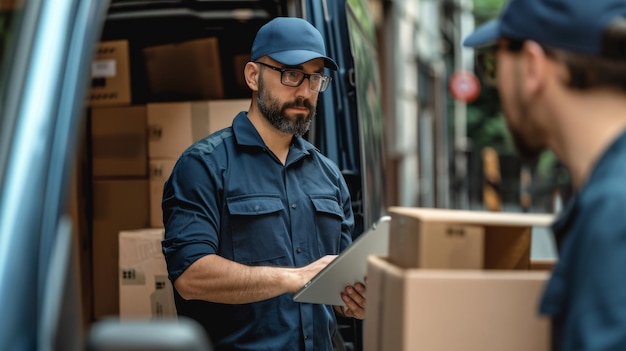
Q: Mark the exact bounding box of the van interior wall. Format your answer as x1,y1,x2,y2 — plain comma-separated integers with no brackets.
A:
100,16,264,103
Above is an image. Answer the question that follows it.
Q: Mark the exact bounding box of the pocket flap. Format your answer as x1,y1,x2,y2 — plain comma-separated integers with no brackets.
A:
311,196,343,217
227,196,284,215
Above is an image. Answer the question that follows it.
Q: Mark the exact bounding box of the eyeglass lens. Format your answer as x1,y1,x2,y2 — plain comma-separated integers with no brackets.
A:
281,70,329,92
255,62,331,92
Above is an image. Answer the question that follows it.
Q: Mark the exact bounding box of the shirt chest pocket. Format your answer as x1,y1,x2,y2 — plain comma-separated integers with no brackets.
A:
310,196,344,255
226,195,289,265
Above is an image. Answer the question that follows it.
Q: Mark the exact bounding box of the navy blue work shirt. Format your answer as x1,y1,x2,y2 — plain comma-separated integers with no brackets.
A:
540,131,626,350
161,112,355,351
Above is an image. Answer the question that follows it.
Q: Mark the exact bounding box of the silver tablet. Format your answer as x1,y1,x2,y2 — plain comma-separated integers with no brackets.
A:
292,216,391,306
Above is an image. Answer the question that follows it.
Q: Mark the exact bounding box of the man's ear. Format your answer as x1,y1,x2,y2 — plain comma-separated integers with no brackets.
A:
244,61,260,91
521,41,550,96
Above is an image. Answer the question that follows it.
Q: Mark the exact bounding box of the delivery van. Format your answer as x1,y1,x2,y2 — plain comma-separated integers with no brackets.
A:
0,0,385,350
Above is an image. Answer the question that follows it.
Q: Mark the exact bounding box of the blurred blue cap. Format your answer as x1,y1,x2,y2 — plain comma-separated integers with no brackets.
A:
251,17,338,70
463,0,626,55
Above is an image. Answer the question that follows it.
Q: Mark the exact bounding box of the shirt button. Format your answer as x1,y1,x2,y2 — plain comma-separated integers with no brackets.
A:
304,335,310,340
291,203,297,209
296,247,302,253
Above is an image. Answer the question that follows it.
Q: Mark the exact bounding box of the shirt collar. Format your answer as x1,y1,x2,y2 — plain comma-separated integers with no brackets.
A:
231,112,317,155
551,130,626,249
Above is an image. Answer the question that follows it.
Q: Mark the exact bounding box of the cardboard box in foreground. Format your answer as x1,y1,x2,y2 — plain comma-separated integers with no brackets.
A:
388,207,554,270
364,256,550,351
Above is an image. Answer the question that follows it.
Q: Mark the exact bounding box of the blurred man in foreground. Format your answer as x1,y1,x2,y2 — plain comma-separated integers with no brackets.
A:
464,0,626,349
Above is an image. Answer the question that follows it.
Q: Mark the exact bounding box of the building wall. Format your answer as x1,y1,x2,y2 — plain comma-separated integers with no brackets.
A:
374,0,475,208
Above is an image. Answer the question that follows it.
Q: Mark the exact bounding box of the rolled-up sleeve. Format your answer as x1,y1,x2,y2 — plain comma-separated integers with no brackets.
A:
161,153,221,282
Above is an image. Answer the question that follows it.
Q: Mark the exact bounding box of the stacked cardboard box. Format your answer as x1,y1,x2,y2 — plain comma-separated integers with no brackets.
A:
386,207,554,270
146,99,250,227
90,106,150,319
89,40,132,107
88,33,250,320
88,39,142,319
90,99,249,317
364,207,555,351
91,106,147,178
119,228,176,319
142,37,225,101
91,179,149,318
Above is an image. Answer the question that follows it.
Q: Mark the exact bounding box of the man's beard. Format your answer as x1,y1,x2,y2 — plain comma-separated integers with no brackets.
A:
509,126,542,163
505,95,545,163
502,69,543,163
256,75,316,136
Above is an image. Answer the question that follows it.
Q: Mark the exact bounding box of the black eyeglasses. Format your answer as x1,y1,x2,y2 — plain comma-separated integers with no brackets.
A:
476,39,525,86
255,61,332,92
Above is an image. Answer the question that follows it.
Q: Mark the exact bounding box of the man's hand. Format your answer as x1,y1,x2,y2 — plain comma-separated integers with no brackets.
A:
288,255,337,294
336,279,366,320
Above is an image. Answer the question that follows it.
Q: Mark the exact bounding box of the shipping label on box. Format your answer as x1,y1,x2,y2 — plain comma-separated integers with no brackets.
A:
119,228,177,319
89,40,131,107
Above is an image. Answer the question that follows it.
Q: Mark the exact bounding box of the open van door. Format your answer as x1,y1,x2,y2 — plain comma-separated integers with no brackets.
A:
307,0,387,238
306,2,386,350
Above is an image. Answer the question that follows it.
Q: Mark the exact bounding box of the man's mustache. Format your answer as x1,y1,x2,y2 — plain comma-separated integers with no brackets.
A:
283,99,313,110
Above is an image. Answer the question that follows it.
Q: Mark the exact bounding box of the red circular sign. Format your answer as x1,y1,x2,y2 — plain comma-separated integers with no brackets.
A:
449,71,481,103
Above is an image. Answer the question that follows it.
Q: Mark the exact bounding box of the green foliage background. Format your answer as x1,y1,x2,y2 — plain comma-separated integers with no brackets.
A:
472,0,505,23
467,0,510,155
466,0,569,209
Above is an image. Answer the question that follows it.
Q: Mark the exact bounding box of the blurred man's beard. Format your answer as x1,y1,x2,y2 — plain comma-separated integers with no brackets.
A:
501,69,543,164
510,127,542,163
504,97,543,163
257,75,315,136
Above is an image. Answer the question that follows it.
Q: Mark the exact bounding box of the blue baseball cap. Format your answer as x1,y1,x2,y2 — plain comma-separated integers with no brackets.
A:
251,17,338,70
463,0,626,55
